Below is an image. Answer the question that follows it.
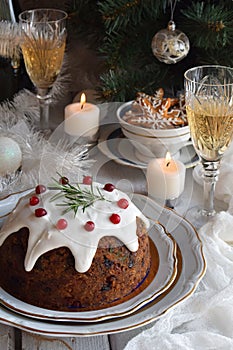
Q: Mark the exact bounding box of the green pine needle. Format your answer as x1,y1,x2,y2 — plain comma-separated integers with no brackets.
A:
50,178,108,216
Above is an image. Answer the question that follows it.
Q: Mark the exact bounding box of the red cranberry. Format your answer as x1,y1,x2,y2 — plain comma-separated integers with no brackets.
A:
35,184,46,194
84,221,95,231
83,176,92,185
109,213,121,224
117,198,129,209
59,176,69,185
56,218,68,230
35,208,47,217
104,183,115,192
29,196,39,206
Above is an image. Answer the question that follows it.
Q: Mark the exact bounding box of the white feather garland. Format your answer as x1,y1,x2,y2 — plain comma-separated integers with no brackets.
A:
0,89,94,197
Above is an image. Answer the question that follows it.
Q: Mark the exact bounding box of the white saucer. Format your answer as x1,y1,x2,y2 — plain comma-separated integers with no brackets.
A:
98,124,200,169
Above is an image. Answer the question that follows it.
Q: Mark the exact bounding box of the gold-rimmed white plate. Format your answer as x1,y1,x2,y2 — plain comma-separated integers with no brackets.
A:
0,221,177,322
0,193,206,336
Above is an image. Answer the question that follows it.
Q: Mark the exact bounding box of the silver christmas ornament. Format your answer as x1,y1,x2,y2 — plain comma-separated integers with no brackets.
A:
151,21,190,64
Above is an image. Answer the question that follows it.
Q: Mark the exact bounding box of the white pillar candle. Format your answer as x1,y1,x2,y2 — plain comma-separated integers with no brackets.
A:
147,152,186,200
64,93,100,138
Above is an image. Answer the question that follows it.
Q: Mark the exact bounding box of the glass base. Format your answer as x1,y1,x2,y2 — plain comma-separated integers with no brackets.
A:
185,205,216,229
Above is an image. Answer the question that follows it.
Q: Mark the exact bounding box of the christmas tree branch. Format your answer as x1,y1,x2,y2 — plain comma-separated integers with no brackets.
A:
181,2,233,48
98,0,166,33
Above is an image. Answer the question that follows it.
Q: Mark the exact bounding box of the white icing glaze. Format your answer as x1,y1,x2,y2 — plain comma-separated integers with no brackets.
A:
0,182,150,273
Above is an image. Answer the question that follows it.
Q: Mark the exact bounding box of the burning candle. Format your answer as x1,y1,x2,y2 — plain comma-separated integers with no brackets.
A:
64,93,100,139
146,152,186,200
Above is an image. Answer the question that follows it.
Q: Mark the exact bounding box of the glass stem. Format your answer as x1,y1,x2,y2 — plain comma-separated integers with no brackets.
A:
201,159,220,217
37,88,51,131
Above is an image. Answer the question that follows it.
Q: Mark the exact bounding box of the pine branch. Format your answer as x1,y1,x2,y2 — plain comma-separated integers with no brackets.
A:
67,0,104,44
181,2,233,49
50,178,108,215
99,15,166,70
98,63,170,102
98,0,166,33
195,47,233,67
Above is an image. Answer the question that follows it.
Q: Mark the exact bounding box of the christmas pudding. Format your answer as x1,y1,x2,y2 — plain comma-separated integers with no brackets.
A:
0,175,151,311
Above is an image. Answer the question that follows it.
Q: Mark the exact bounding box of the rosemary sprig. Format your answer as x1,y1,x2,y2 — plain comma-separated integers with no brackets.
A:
50,178,108,215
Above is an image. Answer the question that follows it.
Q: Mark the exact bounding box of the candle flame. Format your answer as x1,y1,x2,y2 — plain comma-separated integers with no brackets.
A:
80,93,86,109
166,152,171,167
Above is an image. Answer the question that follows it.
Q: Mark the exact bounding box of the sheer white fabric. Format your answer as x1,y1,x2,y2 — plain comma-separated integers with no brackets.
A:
125,148,233,350
125,212,233,350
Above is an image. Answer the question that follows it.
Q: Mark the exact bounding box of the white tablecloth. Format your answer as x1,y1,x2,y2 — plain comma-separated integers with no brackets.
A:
125,148,233,350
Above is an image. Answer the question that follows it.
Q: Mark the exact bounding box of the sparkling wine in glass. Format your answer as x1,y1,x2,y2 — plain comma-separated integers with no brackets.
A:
184,65,233,227
19,8,67,132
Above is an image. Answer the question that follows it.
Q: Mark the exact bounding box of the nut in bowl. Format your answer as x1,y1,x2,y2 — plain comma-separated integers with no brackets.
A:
117,89,191,161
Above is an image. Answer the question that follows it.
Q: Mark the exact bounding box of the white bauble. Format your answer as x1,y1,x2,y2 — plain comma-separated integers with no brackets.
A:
0,137,22,176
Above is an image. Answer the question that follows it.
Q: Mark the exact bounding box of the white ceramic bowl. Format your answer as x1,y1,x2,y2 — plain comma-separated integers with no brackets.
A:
117,101,190,159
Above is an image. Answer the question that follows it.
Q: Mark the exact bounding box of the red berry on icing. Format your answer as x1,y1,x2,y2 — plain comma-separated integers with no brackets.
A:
117,198,129,209
110,213,121,224
35,208,47,217
59,176,69,185
56,219,68,230
104,183,115,192
29,196,39,206
84,221,95,231
35,184,46,194
83,176,92,185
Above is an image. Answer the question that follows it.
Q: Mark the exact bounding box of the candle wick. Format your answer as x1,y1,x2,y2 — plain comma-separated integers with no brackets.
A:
166,161,170,167
81,104,84,110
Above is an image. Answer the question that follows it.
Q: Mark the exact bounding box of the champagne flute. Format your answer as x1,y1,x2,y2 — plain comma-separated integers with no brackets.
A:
19,8,67,133
184,65,233,227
